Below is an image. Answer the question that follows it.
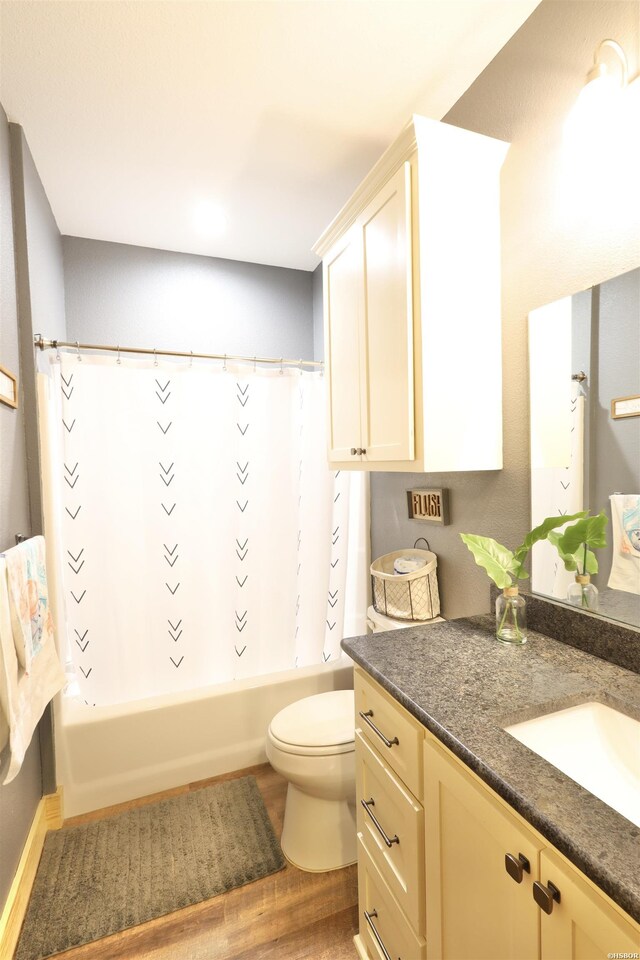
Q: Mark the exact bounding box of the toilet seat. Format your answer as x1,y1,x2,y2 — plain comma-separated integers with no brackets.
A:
267,730,355,757
268,690,355,756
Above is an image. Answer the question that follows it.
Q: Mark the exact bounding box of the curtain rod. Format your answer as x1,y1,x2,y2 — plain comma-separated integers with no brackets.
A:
33,335,324,368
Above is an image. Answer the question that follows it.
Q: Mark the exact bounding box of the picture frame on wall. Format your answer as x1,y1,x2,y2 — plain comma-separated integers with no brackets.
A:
0,364,18,409
611,394,640,420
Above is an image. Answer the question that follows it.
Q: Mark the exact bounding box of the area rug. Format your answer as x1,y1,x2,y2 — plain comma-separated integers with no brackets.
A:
16,775,286,960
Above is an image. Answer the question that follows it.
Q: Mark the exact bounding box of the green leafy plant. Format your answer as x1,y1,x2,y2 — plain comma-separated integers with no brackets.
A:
547,511,608,576
460,513,587,589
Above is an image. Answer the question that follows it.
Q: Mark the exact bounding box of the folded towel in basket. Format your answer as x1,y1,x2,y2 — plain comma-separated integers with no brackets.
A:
393,556,426,575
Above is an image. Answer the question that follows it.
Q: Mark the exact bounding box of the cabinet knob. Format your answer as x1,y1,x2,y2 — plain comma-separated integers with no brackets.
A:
358,447,366,455
350,447,358,456
504,852,530,884
533,880,561,914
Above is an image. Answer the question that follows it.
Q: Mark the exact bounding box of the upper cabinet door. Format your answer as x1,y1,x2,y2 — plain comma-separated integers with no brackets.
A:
323,226,363,461
359,161,414,462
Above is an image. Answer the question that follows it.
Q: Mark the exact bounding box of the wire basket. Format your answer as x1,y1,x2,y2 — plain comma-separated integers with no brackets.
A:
371,539,440,622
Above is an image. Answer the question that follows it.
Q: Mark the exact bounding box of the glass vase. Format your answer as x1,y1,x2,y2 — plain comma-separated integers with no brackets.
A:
567,574,599,611
495,587,527,645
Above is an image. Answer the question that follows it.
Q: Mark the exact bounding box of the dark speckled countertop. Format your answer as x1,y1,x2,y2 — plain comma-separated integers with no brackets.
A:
342,616,640,923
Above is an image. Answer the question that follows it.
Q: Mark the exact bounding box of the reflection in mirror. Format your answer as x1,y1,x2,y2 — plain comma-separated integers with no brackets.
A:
529,267,640,629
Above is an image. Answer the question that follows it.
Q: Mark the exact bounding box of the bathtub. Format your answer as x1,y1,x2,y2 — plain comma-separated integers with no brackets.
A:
54,658,354,817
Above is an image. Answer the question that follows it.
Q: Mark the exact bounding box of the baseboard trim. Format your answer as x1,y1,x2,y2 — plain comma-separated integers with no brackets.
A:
354,932,369,959
0,788,63,957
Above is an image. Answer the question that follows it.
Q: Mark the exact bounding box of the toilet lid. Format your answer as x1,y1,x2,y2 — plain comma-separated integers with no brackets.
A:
270,690,355,748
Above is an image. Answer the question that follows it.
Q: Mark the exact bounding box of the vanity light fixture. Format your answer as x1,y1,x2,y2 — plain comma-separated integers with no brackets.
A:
584,38,628,91
564,38,630,144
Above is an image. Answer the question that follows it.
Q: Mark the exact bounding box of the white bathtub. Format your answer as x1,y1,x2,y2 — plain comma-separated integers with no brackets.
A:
54,658,354,817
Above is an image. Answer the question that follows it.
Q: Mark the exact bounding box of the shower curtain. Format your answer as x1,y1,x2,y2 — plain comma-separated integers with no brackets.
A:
39,353,367,706
530,381,585,598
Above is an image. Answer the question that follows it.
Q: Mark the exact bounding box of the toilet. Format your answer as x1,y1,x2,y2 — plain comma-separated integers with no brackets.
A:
266,615,446,873
366,604,445,632
266,689,356,872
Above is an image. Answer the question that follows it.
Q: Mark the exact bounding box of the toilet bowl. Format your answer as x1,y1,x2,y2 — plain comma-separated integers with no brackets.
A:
266,689,356,872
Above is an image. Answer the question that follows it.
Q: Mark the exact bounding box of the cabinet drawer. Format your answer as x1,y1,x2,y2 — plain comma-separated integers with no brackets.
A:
355,668,424,798
357,836,427,960
356,731,424,932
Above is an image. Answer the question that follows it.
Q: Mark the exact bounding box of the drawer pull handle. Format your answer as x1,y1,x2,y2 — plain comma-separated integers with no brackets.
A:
505,852,530,883
364,909,397,960
361,798,400,848
359,709,399,749
533,880,561,915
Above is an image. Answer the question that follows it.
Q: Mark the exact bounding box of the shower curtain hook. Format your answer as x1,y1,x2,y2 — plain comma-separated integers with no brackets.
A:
190,350,193,368
223,353,227,372
280,357,284,375
55,342,61,362
253,356,257,372
76,341,82,362
117,345,121,365
153,348,158,367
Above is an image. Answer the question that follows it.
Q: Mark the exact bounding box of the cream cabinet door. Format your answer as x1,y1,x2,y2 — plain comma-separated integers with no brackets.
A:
425,739,542,960
324,225,364,461
538,849,640,958
359,161,414,462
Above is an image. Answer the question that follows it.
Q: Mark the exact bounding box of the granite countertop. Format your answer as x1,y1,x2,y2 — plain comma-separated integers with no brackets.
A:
342,616,640,923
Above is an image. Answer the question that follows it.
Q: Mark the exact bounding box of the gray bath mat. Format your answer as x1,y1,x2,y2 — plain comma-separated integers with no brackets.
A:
16,775,286,960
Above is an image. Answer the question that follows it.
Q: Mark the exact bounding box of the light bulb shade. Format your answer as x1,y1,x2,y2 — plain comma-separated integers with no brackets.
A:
564,73,624,149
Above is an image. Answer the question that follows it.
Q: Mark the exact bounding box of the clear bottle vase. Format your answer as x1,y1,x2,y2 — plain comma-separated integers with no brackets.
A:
495,586,527,645
567,574,599,611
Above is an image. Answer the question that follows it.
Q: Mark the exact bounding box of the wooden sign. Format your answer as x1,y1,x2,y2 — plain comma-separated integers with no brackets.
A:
611,394,640,419
407,488,449,525
0,364,18,409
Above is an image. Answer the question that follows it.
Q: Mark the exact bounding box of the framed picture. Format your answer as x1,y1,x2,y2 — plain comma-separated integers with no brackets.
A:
611,394,640,419
0,364,18,409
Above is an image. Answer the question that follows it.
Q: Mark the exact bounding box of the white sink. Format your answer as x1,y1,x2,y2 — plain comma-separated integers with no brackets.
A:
504,702,640,827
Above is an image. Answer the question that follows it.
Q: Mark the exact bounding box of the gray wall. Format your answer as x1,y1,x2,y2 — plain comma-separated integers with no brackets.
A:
370,0,640,620
592,268,640,587
0,111,45,913
62,238,314,360
312,263,324,362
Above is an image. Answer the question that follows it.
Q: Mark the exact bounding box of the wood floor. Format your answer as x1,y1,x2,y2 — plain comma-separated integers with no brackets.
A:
40,764,359,960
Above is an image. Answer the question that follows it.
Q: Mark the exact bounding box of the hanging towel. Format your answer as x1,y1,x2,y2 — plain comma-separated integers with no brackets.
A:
608,495,640,595
0,539,65,783
5,535,51,673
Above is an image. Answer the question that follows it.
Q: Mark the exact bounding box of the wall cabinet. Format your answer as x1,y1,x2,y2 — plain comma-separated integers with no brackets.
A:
315,115,509,472
353,667,640,960
324,163,414,464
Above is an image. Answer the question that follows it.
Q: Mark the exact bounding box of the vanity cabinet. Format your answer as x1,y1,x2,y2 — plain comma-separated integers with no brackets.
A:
314,115,509,472
354,667,427,960
424,737,640,960
424,736,542,960
353,667,640,960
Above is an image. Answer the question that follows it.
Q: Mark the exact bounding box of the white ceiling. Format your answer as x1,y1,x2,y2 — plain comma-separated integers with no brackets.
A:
0,0,539,271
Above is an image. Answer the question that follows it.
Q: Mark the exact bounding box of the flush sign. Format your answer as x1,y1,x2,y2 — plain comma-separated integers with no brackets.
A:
407,488,449,525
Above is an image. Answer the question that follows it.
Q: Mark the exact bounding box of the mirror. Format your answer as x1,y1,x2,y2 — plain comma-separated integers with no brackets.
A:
529,267,640,629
